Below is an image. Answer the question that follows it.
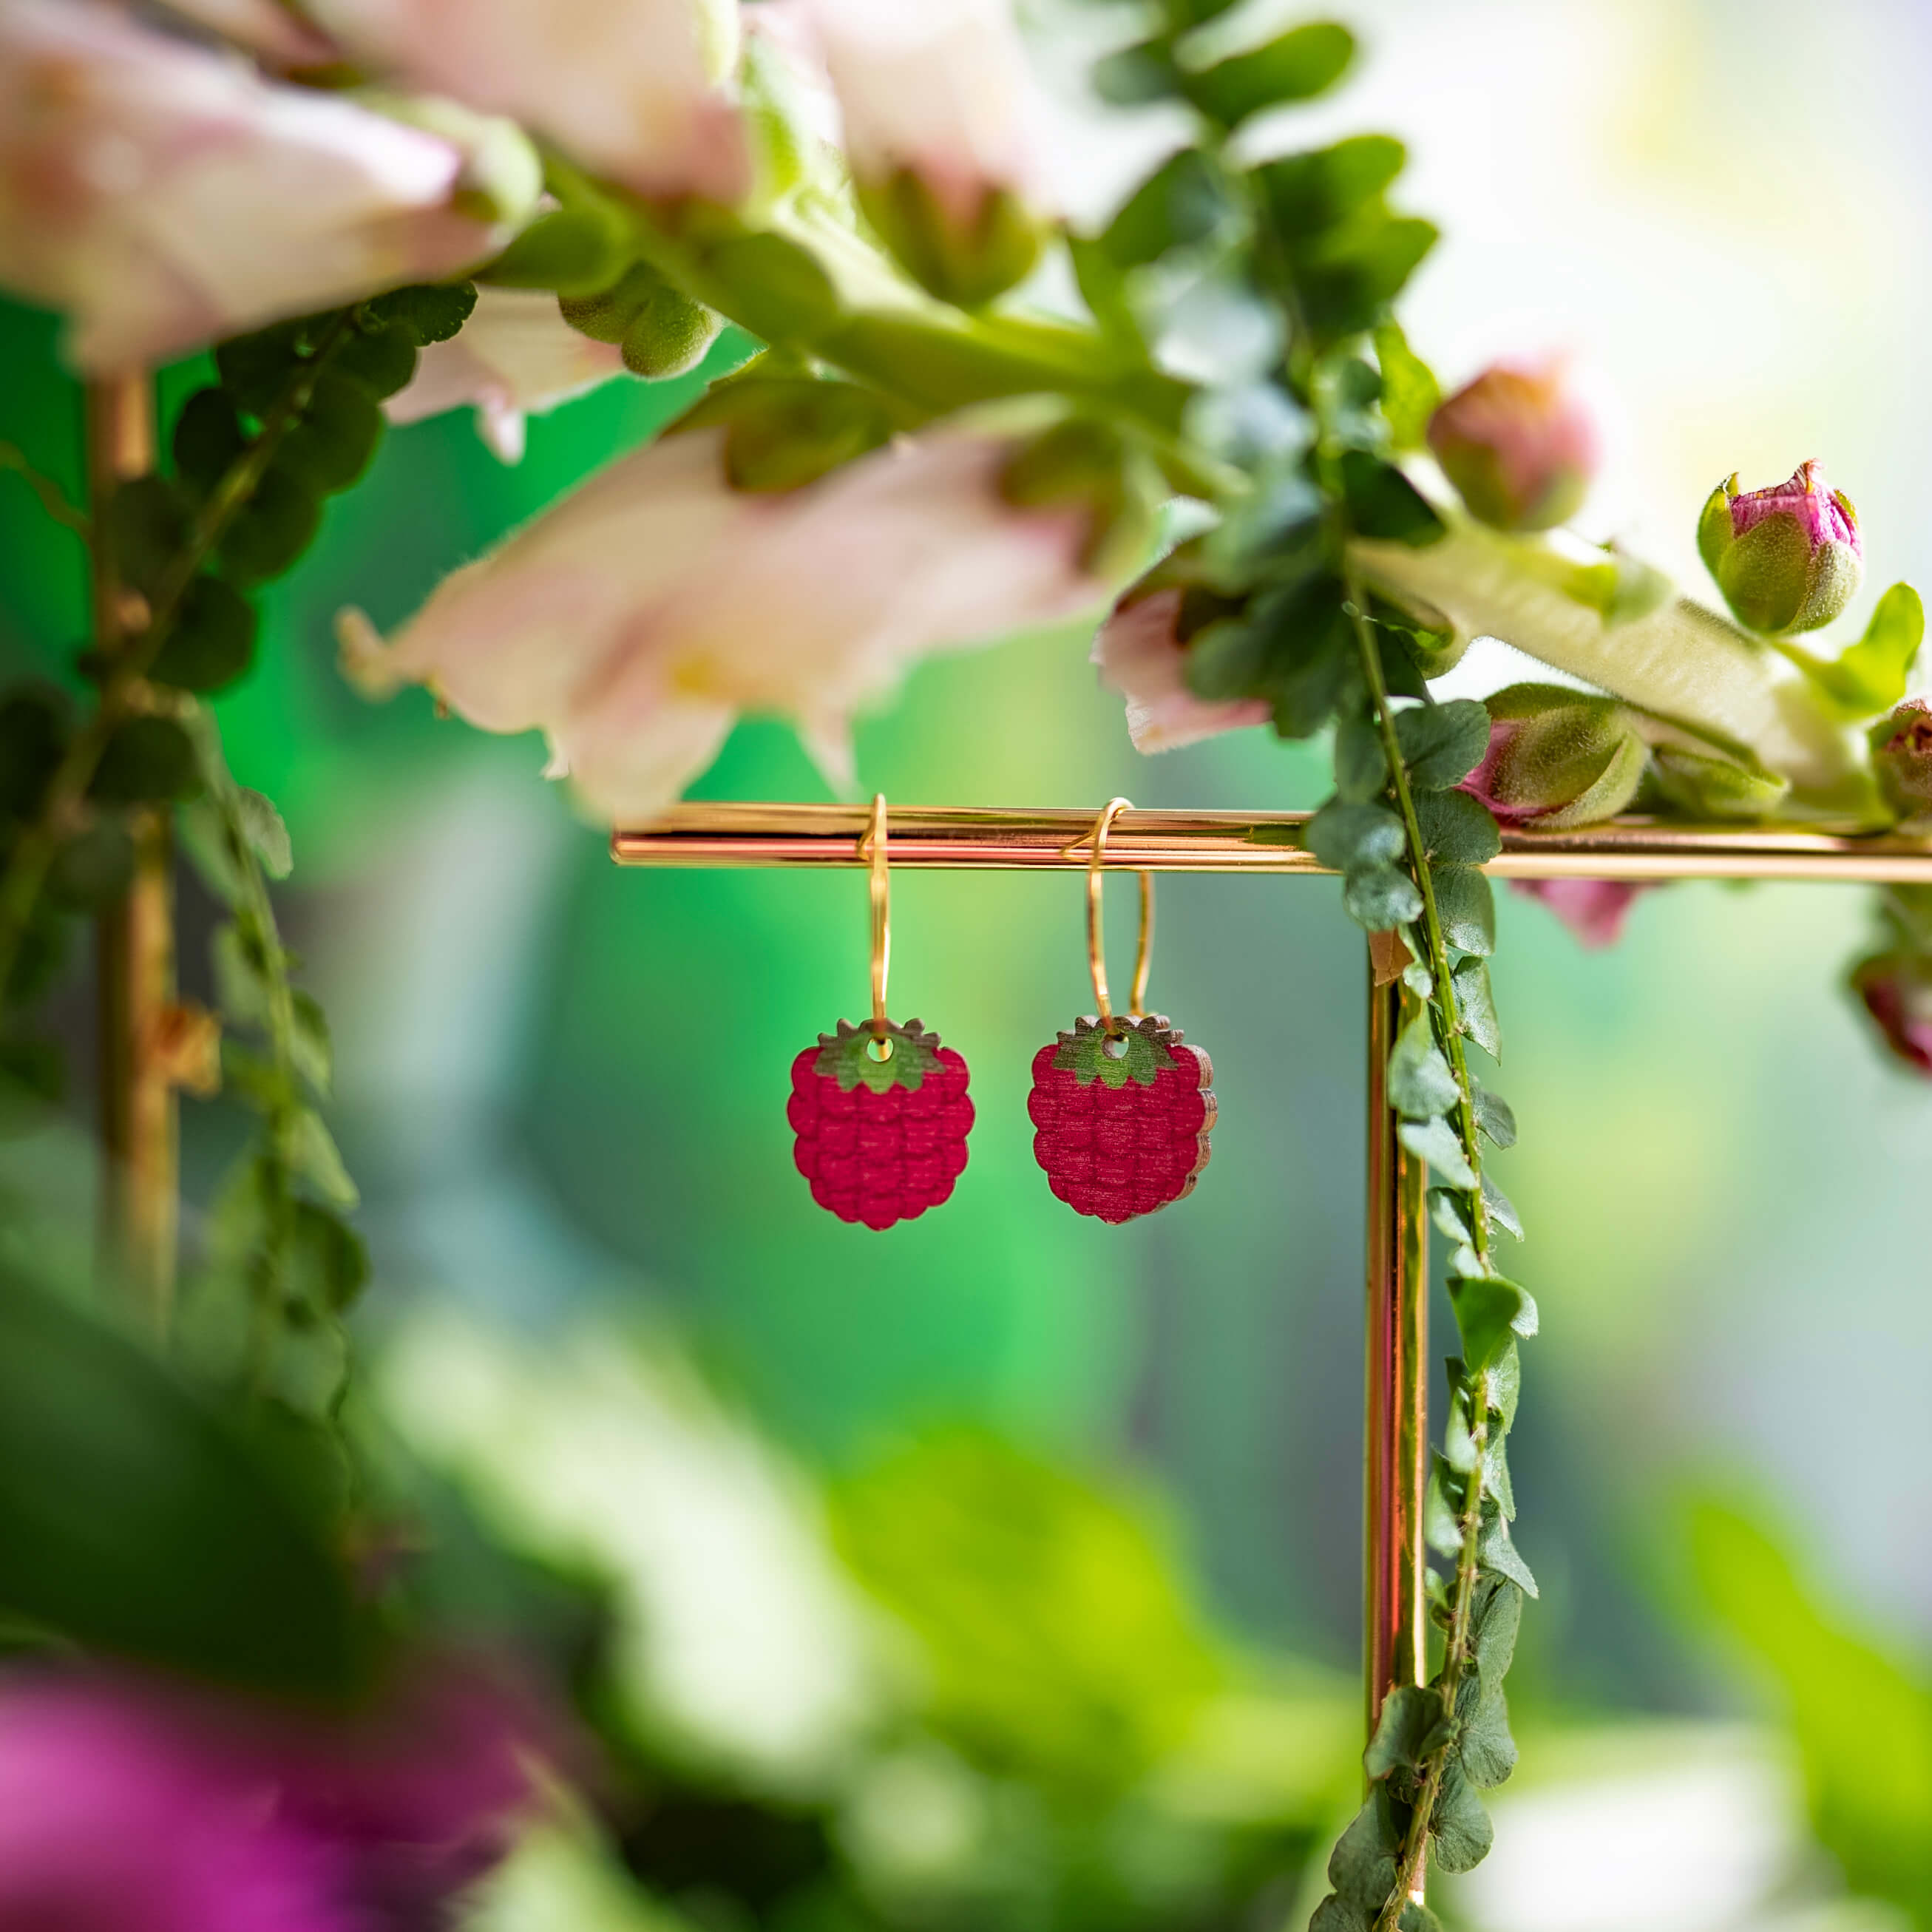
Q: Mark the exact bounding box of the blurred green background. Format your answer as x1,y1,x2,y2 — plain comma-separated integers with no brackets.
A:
5,1,1932,1927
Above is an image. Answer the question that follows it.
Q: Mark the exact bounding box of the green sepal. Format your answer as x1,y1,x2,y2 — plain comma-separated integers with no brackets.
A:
1051,1013,1180,1088
813,1017,944,1094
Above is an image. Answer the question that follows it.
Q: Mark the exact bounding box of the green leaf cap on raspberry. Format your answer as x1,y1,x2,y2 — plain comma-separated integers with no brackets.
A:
1051,1014,1184,1088
813,1018,945,1094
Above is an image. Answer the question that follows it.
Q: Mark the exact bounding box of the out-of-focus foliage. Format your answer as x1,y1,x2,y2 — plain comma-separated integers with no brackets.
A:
1692,1499,1932,1925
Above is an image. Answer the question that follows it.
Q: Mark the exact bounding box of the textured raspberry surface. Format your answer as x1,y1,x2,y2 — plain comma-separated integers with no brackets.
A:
789,1033,973,1230
1027,1014,1213,1224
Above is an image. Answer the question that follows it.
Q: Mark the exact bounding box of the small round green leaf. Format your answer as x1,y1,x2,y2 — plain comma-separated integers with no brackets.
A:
172,388,249,499
277,370,384,494
148,574,257,694
89,715,202,805
217,466,322,587
329,322,419,401
45,821,135,909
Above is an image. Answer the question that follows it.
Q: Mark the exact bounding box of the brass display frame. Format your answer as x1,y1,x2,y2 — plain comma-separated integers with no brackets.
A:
613,802,1932,1741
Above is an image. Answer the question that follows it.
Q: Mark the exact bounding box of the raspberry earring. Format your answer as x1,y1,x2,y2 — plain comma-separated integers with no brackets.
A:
1028,798,1215,1224
789,794,974,1230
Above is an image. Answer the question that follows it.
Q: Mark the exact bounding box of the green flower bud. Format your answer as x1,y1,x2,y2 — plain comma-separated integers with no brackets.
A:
1697,461,1862,636
1462,684,1647,828
559,263,721,382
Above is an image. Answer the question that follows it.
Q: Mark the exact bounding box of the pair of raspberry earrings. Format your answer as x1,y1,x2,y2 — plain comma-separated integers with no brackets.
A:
788,797,1215,1230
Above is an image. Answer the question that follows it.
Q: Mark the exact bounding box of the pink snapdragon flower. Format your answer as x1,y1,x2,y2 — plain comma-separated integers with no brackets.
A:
1426,358,1599,532
384,288,628,464
342,422,1113,818
0,1657,547,1932
1509,878,1650,948
1853,952,1932,1077
302,0,752,204
1091,586,1269,752
0,0,530,370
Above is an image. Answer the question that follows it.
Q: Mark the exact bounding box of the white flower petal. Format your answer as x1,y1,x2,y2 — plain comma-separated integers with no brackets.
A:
1093,588,1270,753
303,0,751,202
0,0,510,370
386,287,629,462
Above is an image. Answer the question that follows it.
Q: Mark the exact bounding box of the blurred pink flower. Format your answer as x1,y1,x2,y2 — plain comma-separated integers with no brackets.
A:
303,0,751,203
384,287,627,464
1427,358,1599,532
1853,952,1932,1077
0,1657,546,1932
342,424,1110,818
154,0,336,67
1510,878,1648,947
796,0,1049,304
1091,586,1268,752
0,0,526,370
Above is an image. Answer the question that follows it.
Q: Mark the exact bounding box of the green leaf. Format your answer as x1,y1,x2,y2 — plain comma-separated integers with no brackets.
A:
149,573,258,694
104,473,191,597
1398,1906,1445,1932
1471,1575,1523,1687
1257,137,1406,241
291,1108,358,1210
1326,1785,1402,1905
1296,213,1438,341
1481,1170,1522,1238
237,787,292,878
1340,450,1443,545
1457,1681,1517,1790
363,280,477,345
1091,38,1181,106
1431,865,1496,957
1182,21,1355,129
1479,1503,1539,1597
1389,1009,1459,1119
277,370,384,495
1471,1084,1516,1148
1365,1683,1444,1778
211,920,272,1030
1413,787,1500,867
1452,958,1500,1059
1424,1460,1461,1559
45,821,135,910
172,387,249,498
89,716,201,805
1428,1187,1471,1245
288,1201,369,1315
1345,863,1423,931
1102,149,1230,267
215,316,315,415
1183,616,1270,701
1253,576,1354,738
1397,1116,1476,1190
290,989,331,1096
1428,1762,1494,1873
1395,699,1491,789
1776,581,1924,722
1449,1273,1530,1372
1374,322,1440,451
0,681,70,817
0,1262,362,1695
1442,1386,1478,1473
329,319,418,399
1484,1431,1515,1520
1307,799,1405,871
1333,716,1388,801
1488,1341,1521,1432
217,466,321,587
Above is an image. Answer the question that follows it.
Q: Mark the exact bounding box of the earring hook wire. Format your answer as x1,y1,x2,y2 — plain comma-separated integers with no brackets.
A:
1060,799,1154,1029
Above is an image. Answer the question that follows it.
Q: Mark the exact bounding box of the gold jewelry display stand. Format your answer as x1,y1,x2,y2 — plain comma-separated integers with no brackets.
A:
614,803,1932,1743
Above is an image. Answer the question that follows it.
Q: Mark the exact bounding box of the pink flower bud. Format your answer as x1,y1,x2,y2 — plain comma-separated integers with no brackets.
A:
1457,686,1646,829
1091,584,1269,753
1696,461,1862,636
1509,878,1650,947
1869,698,1932,823
1426,359,1599,532
1852,952,1932,1077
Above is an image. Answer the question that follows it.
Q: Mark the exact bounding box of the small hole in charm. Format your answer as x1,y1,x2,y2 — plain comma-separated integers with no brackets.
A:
1101,1034,1129,1059
867,1034,894,1064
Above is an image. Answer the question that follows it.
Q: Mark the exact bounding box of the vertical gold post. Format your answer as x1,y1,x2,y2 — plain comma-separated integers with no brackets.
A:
87,373,176,1331
1364,957,1428,1743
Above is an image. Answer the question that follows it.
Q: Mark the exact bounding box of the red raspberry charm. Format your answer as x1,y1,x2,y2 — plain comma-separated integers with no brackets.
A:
1027,1014,1213,1224
789,1020,974,1230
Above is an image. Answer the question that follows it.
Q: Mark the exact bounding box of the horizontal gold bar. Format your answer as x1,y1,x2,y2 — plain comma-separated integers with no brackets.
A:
611,804,1932,884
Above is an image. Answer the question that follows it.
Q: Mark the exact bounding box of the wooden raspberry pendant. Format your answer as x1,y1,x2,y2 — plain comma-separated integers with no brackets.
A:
789,1020,974,1230
1027,1014,1213,1224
